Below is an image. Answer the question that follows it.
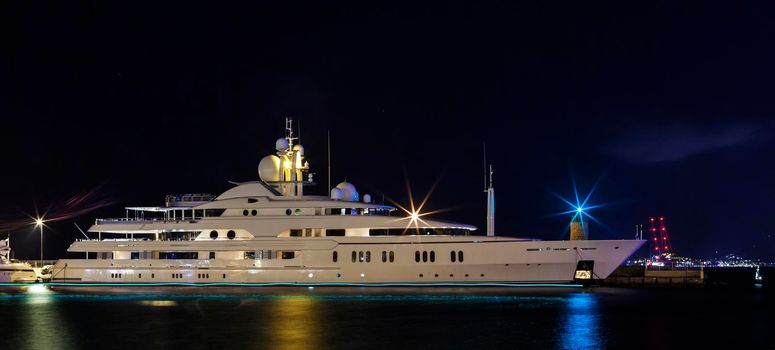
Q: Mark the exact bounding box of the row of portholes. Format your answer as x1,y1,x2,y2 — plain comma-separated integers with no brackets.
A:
110,273,123,278
335,251,395,263
210,230,237,240
242,210,258,216
419,273,485,278
285,208,302,216
197,273,210,278
415,251,436,263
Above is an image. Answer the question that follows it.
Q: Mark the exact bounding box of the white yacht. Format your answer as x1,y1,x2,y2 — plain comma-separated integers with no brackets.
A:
0,238,42,283
50,119,643,286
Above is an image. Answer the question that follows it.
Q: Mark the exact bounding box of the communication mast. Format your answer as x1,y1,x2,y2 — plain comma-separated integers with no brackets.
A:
648,216,673,257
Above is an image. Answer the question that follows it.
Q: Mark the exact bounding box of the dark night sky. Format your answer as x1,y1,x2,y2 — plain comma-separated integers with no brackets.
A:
1,1,774,260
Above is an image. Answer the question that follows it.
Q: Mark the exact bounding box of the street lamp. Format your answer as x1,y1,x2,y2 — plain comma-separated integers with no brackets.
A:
34,217,44,261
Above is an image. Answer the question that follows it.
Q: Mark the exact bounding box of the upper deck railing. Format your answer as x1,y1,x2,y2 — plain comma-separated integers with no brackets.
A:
165,193,215,205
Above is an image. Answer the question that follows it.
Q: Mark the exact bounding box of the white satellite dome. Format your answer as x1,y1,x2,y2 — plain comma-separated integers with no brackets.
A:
330,188,343,200
258,155,281,182
335,181,359,202
275,138,290,151
292,144,304,155
363,194,372,203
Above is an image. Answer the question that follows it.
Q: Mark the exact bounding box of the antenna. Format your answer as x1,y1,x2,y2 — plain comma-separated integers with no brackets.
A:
483,142,487,192
327,130,332,192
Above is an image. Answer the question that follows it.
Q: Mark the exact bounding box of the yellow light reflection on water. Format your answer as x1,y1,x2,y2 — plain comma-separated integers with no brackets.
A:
264,297,322,350
138,300,178,307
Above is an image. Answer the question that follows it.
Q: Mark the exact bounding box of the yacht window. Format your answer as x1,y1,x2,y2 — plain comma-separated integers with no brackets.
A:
365,251,371,263
248,198,258,203
227,230,236,239
451,251,456,262
352,251,357,263
152,274,154,278
159,252,198,259
194,209,203,219
381,251,387,263
244,251,255,259
422,251,428,262
458,251,464,262
184,210,192,219
210,230,218,239
281,251,295,259
242,210,249,216
251,210,257,216
210,252,216,259
285,209,292,216
430,251,435,262
415,251,420,262
131,252,140,260
333,251,338,262
389,251,395,263
358,251,364,263
350,208,357,215
294,208,302,215
223,274,226,279
326,229,345,236
205,209,225,217
290,229,302,237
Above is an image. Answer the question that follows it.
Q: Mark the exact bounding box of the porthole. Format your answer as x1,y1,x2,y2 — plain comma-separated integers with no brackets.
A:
152,274,155,278
333,251,338,263
285,209,292,216
294,208,301,215
251,209,257,216
430,251,435,262
242,210,249,216
227,230,236,239
458,251,464,262
223,274,226,279
381,251,387,263
389,251,395,263
415,251,420,262
451,251,456,262
434,274,439,277
422,251,428,262
210,230,218,239
419,274,424,278
351,251,357,262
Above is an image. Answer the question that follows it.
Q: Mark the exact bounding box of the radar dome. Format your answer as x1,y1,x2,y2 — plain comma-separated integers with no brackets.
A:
363,194,372,203
330,188,343,200
275,138,290,151
335,181,359,202
258,155,281,182
292,144,304,155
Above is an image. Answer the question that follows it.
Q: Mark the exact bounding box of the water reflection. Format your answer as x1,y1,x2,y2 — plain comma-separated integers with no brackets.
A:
18,286,77,349
263,297,323,350
558,293,603,350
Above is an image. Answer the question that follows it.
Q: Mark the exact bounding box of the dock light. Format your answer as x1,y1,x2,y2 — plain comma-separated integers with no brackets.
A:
33,217,45,261
576,207,583,213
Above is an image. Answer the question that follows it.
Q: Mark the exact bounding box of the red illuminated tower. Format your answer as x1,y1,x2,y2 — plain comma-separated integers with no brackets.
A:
648,216,673,257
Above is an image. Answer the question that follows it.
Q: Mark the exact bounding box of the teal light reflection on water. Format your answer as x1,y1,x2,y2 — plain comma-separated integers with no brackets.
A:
558,293,603,350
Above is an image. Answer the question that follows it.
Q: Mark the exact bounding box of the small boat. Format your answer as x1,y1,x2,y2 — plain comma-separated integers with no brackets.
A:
0,238,45,283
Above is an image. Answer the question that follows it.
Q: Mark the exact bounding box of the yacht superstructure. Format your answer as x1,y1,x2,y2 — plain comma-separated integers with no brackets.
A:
50,119,643,286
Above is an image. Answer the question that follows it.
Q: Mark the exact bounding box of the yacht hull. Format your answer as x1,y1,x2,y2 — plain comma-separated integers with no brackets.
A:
50,238,644,286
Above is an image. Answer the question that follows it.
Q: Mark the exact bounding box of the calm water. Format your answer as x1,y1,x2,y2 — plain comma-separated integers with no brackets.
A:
0,285,772,349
